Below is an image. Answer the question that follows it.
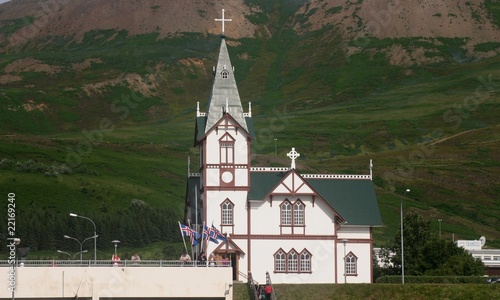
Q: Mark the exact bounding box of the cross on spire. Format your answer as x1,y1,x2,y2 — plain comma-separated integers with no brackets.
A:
287,147,300,169
215,9,232,35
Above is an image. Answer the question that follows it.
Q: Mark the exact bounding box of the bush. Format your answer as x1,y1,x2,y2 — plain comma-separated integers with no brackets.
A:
376,275,487,284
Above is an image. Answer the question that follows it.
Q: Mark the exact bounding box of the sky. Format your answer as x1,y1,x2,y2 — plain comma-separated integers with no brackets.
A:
0,0,11,4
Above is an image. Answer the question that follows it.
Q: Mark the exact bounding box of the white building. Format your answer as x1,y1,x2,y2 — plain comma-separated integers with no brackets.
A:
457,237,500,276
184,11,382,284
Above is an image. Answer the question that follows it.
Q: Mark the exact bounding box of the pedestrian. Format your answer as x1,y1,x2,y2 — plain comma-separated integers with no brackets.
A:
179,252,191,265
112,254,121,266
209,253,216,267
265,284,273,300
131,252,141,264
199,251,207,265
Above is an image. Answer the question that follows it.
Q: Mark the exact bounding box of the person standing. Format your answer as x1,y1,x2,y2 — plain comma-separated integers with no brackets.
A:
265,284,273,300
131,252,141,264
112,254,121,266
208,253,216,267
199,251,207,266
179,252,191,265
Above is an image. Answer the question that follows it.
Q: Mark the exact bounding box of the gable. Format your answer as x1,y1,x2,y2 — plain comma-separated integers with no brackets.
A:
272,171,315,196
248,171,382,227
202,113,252,142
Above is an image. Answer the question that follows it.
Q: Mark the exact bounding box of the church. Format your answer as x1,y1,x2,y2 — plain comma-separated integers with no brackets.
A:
185,10,382,284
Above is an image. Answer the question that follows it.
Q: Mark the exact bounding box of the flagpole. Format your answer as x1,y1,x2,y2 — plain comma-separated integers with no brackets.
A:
201,221,205,253
195,185,198,257
187,219,194,261
178,221,189,255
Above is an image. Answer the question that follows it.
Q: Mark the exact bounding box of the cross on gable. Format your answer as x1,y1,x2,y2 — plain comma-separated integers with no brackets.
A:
287,147,300,169
215,9,232,35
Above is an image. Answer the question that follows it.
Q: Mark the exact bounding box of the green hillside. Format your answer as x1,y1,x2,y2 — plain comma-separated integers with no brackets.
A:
0,0,499,256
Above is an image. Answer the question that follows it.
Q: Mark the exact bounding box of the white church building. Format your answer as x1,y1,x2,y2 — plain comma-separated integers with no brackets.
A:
185,10,382,285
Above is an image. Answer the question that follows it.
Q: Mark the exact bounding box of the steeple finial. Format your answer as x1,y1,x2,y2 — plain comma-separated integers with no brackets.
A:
215,9,232,36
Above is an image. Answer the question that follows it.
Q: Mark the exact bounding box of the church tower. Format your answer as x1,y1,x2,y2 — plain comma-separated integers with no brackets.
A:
192,9,254,238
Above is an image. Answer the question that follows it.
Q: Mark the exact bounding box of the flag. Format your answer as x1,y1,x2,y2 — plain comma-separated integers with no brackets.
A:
203,224,219,244
190,231,201,246
180,223,200,246
211,224,227,242
180,223,195,237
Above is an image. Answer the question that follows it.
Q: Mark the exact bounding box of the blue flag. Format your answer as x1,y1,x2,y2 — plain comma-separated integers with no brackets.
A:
211,224,227,242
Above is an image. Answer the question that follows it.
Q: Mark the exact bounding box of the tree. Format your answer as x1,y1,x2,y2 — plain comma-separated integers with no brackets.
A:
390,212,431,276
378,212,485,277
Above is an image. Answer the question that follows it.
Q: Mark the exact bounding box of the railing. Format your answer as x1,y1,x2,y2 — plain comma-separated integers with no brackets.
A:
266,271,276,300
0,260,231,268
246,271,260,300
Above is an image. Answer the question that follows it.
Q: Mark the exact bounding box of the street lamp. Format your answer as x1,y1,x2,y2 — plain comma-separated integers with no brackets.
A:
274,138,278,156
70,213,97,262
57,250,88,260
401,188,410,284
342,239,348,284
438,219,442,239
111,240,121,256
64,234,96,261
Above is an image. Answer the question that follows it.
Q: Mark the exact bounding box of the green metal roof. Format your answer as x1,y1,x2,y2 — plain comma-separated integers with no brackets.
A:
249,171,382,226
308,178,383,226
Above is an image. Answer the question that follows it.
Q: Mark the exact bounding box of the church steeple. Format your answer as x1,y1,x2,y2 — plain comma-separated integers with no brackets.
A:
205,10,248,133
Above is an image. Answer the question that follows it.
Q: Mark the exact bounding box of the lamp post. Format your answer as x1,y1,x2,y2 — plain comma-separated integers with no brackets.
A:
274,138,278,156
64,235,96,261
58,250,88,260
70,213,97,262
112,240,121,256
438,219,442,238
401,188,410,284
57,250,71,260
342,239,348,284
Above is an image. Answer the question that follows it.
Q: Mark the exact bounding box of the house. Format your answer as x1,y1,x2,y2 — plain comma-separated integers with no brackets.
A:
184,9,382,284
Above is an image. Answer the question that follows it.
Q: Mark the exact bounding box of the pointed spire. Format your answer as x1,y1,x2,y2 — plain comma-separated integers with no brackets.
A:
205,12,248,133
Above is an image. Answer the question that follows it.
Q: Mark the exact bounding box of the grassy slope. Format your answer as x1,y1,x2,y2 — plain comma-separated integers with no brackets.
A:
233,282,500,299
0,1,499,254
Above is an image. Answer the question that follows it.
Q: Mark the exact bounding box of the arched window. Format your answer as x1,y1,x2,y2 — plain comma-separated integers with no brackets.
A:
221,199,234,225
221,69,229,79
288,250,298,272
346,253,357,275
274,249,286,272
273,248,312,274
280,199,305,227
293,201,304,225
280,201,292,225
300,250,311,272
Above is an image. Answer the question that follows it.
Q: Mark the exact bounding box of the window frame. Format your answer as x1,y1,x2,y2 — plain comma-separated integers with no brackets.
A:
220,199,234,226
273,248,312,274
280,199,305,227
345,252,358,276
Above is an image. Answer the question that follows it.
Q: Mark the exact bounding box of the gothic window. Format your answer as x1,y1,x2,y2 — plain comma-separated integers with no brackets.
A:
274,249,286,272
219,134,235,164
221,199,234,225
221,68,229,79
274,248,312,274
300,250,311,272
280,201,292,225
345,253,357,275
288,250,298,272
293,201,304,225
280,199,305,227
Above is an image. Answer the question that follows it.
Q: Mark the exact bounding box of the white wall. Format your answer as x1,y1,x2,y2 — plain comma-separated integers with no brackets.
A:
1,266,232,299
